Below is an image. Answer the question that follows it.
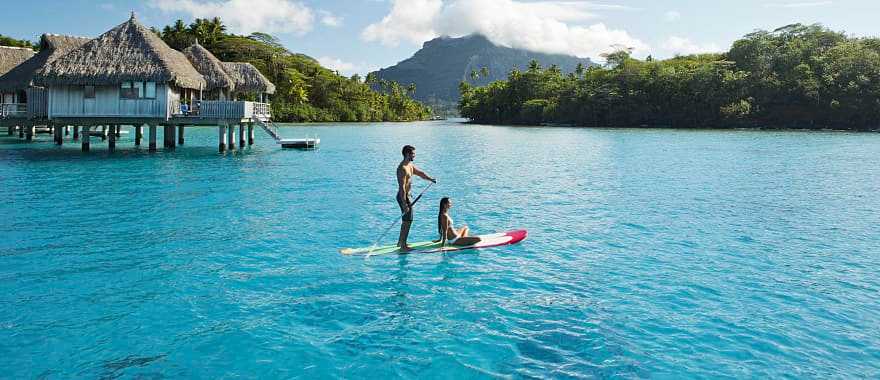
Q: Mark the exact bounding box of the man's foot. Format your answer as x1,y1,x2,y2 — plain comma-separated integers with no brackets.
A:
398,245,413,252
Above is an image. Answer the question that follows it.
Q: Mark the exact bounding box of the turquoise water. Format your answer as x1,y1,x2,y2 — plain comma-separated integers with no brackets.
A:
1,121,879,378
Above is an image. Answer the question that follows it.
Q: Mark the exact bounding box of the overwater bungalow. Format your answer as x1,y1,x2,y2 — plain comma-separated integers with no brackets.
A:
0,46,35,100
0,45,35,124
183,42,235,102
31,14,276,153
0,34,90,140
222,62,276,103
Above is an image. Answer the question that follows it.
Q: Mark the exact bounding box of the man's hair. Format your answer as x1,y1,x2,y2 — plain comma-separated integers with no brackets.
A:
402,145,415,157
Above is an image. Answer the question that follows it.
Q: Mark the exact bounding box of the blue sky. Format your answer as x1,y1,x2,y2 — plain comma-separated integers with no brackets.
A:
2,1,879,76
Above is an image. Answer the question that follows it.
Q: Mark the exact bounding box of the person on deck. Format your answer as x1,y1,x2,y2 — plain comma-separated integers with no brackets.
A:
397,145,436,251
438,197,481,246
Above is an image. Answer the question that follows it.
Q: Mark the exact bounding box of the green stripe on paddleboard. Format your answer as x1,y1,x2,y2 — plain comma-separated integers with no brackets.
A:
339,240,441,255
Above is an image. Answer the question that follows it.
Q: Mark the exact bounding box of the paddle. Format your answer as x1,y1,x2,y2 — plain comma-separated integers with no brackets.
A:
366,182,435,257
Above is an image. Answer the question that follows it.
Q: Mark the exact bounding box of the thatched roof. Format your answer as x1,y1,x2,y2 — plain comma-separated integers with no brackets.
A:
222,62,276,94
0,46,35,78
0,34,91,92
35,15,206,90
183,43,234,92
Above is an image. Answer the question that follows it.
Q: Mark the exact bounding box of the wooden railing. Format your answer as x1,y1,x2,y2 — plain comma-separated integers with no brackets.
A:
177,101,272,120
0,103,27,118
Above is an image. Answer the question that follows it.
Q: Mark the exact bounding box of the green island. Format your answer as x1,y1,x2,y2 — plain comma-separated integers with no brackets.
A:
458,24,880,131
154,18,430,123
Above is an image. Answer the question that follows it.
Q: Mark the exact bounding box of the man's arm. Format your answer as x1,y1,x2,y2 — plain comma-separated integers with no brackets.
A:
412,165,436,183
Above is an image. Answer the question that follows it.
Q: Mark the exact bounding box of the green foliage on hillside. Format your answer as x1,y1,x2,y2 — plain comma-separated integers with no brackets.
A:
459,24,880,130
156,19,431,122
0,34,35,50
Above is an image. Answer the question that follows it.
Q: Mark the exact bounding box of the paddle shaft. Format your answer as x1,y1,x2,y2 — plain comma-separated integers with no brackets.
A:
367,182,433,255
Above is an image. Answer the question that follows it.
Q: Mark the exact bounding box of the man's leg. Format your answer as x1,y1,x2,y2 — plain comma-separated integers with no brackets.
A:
398,221,412,250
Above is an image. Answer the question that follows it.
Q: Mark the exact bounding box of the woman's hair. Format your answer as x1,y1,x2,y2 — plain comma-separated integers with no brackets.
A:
438,197,451,237
439,197,451,214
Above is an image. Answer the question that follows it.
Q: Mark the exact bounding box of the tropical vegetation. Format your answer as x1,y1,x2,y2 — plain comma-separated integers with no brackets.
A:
0,34,36,50
154,18,431,122
459,24,880,131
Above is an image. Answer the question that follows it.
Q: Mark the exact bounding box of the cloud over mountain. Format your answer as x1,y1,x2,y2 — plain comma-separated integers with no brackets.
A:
361,0,648,59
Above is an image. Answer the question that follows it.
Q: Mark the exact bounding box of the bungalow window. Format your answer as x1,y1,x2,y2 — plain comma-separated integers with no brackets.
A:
120,81,157,99
144,82,156,99
84,86,96,99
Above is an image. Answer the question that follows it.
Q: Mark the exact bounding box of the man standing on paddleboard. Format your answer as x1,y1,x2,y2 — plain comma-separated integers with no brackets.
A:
397,145,436,251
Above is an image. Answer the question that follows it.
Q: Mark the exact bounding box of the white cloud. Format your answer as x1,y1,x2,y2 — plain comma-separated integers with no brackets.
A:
664,11,681,22
319,10,343,27
151,0,315,35
317,56,377,76
361,0,443,47
764,1,833,8
361,0,648,59
662,36,722,56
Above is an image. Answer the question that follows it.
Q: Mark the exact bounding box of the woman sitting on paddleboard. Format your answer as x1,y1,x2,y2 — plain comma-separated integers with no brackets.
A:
438,197,481,246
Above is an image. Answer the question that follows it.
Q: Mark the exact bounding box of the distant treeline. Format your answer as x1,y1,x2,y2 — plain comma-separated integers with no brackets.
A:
156,19,432,123
459,24,880,131
0,34,36,50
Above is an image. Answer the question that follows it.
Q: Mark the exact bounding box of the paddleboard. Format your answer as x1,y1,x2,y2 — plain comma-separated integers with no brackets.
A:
339,229,527,256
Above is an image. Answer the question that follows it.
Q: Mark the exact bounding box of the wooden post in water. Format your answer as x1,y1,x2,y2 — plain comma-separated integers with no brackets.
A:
115,125,121,138
55,125,64,146
227,125,235,150
100,126,107,141
239,124,245,148
7,126,12,136
135,125,142,146
218,126,227,152
65,126,70,136
247,124,254,145
169,125,176,149
82,126,90,152
19,125,24,138
73,126,79,141
178,125,185,145
108,125,116,152
149,125,157,152
25,125,34,142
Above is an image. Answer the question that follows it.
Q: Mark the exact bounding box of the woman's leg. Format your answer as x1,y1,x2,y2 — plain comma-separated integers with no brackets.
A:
452,236,481,246
458,226,470,237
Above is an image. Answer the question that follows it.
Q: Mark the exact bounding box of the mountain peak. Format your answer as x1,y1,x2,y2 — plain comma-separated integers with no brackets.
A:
375,35,593,104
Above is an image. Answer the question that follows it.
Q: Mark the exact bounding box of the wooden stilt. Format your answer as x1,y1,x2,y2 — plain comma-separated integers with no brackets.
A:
135,125,142,146
73,126,79,141
163,126,170,148
239,124,245,147
82,126,90,152
149,125,157,152
178,125,185,145
25,125,34,142
65,126,70,136
7,126,12,136
218,126,227,152
101,126,107,141
108,125,116,152
115,125,121,138
19,126,24,138
227,125,235,150
55,125,63,146
248,124,254,145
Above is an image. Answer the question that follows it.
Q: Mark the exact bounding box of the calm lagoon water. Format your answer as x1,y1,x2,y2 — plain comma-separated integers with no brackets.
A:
1,121,879,378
